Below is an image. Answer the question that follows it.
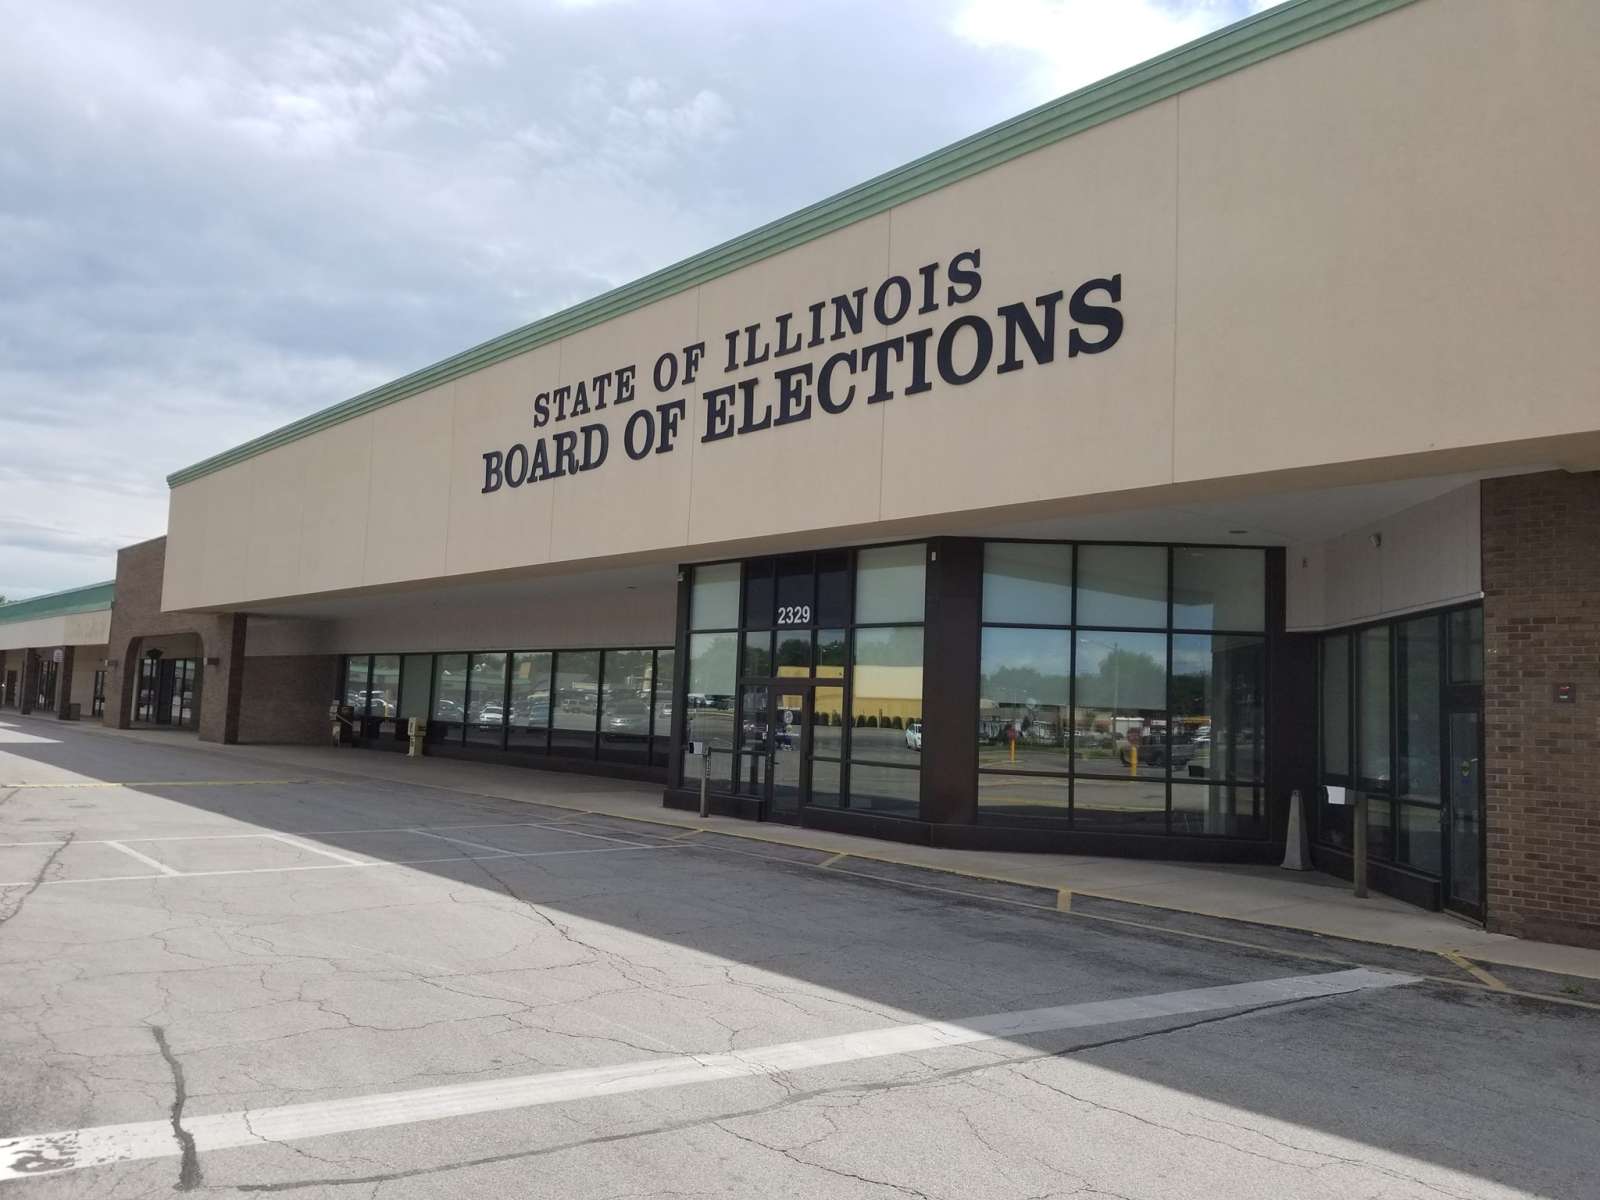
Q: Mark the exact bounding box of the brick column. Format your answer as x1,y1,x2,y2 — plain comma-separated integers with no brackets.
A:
1481,470,1600,948
54,646,75,719
198,614,247,744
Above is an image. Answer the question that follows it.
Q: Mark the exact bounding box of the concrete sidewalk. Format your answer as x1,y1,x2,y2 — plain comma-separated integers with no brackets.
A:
18,713,1600,982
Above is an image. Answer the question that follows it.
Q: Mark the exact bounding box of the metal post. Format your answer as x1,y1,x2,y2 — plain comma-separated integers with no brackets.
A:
699,746,711,818
1352,790,1368,898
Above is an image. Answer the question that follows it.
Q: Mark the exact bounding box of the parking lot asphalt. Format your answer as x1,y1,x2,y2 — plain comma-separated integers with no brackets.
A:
1,718,1597,1199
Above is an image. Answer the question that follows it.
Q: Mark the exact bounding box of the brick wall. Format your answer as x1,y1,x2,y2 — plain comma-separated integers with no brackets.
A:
237,656,339,744
103,537,245,742
1482,470,1600,948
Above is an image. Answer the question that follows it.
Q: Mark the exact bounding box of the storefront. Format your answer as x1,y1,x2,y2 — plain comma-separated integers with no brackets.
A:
36,0,1594,944
670,541,1287,860
0,581,114,723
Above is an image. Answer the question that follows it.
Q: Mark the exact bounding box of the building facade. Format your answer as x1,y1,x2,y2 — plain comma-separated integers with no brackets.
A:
5,0,1596,945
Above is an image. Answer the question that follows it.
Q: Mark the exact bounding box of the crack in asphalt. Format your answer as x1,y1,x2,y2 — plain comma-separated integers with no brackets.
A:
0,831,74,928
150,1024,202,1191
230,992,1332,1192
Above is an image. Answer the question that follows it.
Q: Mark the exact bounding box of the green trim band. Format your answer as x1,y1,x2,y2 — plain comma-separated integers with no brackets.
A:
167,0,1417,488
0,581,115,626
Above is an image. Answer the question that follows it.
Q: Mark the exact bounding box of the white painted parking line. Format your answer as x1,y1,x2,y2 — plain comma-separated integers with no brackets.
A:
525,823,651,848
0,818,633,851
262,834,371,867
101,841,180,877
404,828,514,856
0,968,1415,1181
0,842,676,888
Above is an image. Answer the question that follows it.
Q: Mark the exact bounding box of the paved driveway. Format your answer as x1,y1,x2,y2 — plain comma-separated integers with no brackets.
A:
1,718,1596,1198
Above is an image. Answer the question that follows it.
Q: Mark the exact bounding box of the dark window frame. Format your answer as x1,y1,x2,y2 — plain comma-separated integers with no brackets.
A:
976,539,1271,838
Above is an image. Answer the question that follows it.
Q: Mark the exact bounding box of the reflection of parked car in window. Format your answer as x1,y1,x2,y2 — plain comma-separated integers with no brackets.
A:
604,704,650,735
1117,726,1199,769
904,720,922,751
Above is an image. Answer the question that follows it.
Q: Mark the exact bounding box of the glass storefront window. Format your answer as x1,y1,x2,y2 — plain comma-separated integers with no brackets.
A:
508,651,552,752
600,648,655,763
1358,627,1391,790
343,655,371,713
651,648,675,767
1367,795,1394,862
775,631,811,676
1315,605,1481,885
1398,617,1441,802
855,544,925,624
978,627,1071,780
430,654,467,739
816,629,847,679
775,555,814,619
1321,634,1350,780
399,655,431,720
551,650,600,757
691,562,740,631
1071,630,1166,778
1073,777,1167,832
743,560,775,629
1076,545,1166,629
369,656,401,721
685,632,737,782
848,625,922,816
982,543,1072,625
465,652,508,747
742,630,772,678
1172,548,1265,632
1448,607,1483,684
1170,782,1264,838
1170,634,1264,783
816,552,850,627
1399,803,1442,875
976,773,1069,816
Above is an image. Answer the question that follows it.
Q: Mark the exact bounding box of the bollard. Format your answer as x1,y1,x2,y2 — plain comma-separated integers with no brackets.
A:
407,716,424,758
699,745,711,818
1281,788,1311,871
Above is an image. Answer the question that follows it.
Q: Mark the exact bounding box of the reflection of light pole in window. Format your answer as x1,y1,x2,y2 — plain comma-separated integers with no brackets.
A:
1079,636,1122,722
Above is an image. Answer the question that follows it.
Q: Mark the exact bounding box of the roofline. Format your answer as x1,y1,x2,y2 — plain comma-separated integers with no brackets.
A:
0,581,116,626
167,0,1418,489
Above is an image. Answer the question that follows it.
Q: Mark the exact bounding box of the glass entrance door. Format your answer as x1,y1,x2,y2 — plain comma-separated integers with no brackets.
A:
769,686,811,823
735,680,834,824
1444,707,1484,918
733,683,770,805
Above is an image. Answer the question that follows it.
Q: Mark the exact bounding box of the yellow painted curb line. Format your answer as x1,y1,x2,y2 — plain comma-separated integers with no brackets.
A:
1439,949,1508,990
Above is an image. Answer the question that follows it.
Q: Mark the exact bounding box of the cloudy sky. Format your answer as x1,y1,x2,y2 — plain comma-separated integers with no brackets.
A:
0,0,1272,600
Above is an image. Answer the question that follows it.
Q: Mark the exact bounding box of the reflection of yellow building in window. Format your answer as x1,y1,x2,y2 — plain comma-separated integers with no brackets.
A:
852,664,923,725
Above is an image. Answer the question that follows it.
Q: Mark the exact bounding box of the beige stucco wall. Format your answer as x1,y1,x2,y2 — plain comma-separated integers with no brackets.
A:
1286,482,1482,631
0,609,113,652
163,0,1600,612
309,581,676,656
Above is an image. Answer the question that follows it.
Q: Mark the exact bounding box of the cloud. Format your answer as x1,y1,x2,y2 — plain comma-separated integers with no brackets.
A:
950,0,1256,95
0,0,1253,598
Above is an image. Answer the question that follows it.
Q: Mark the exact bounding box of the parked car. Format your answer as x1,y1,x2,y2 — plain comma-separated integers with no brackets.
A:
904,720,923,752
